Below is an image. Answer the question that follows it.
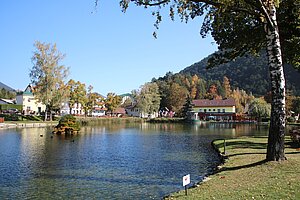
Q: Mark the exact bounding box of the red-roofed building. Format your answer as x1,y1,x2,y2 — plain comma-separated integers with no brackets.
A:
190,98,237,121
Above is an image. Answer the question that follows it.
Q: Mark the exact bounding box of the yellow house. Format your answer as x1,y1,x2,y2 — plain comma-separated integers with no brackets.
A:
16,85,46,115
191,98,236,121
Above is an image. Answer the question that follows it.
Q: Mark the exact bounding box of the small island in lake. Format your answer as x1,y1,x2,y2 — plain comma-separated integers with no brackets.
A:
53,114,80,135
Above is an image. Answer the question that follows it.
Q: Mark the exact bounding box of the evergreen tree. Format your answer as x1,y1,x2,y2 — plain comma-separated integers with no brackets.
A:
182,95,193,119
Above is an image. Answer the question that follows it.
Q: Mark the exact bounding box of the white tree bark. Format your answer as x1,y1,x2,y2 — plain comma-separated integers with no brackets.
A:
265,2,286,161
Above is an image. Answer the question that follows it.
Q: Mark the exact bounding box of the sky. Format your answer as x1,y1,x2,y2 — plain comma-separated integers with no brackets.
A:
0,0,217,95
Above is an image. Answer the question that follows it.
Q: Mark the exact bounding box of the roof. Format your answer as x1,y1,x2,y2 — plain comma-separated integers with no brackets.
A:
107,107,126,114
192,98,236,107
0,98,15,104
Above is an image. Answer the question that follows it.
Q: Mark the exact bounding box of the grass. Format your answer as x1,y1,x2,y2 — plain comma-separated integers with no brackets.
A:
76,116,146,126
165,137,300,200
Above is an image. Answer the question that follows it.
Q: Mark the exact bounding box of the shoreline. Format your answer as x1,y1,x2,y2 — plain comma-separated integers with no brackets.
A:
163,139,226,199
0,121,58,129
164,137,300,199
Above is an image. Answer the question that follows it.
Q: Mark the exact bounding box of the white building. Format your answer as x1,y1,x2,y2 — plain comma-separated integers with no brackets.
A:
16,85,46,115
60,102,85,116
125,104,158,118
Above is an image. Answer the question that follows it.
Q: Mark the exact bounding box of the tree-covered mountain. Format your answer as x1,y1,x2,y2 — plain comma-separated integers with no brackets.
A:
0,82,15,92
180,51,300,96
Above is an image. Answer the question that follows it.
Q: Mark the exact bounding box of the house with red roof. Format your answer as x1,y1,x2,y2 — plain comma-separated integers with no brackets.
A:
191,98,236,121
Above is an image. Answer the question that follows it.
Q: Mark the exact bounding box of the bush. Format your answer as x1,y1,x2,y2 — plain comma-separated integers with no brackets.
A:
54,114,80,134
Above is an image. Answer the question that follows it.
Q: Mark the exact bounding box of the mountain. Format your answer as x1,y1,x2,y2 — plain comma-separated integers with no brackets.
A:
180,51,300,96
0,82,15,92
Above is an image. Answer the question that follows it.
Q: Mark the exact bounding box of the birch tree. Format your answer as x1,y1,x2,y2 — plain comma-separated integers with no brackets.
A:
30,41,69,121
96,0,300,161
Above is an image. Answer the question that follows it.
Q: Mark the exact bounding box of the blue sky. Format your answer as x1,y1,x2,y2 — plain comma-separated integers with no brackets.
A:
0,0,217,95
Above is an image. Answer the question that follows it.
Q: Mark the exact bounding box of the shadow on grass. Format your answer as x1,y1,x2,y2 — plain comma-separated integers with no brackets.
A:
214,138,300,172
227,152,266,158
286,141,300,149
215,140,267,151
220,159,268,172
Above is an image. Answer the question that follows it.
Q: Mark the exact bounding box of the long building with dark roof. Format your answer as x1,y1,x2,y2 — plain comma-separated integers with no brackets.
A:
191,98,236,121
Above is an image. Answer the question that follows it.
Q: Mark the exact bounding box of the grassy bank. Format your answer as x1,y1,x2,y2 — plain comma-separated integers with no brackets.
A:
146,117,186,123
166,137,300,200
76,117,146,126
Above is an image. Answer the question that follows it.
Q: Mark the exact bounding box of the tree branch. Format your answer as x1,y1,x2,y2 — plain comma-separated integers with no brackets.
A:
256,0,275,29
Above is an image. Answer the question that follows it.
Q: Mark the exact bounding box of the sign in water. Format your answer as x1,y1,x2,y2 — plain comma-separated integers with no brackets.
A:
182,174,190,196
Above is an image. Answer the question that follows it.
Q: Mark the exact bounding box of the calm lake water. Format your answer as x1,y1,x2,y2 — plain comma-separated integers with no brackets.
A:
0,122,269,199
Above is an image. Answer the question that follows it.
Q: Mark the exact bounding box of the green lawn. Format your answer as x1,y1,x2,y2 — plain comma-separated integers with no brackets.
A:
166,137,300,200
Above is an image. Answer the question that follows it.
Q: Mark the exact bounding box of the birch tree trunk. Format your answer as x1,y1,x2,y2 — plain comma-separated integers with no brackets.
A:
265,2,286,161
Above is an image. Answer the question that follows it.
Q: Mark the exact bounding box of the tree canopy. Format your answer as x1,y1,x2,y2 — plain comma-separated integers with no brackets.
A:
30,41,69,121
110,0,299,70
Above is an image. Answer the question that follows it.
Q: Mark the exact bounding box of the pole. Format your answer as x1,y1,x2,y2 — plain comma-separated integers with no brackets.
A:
185,185,187,196
224,139,226,155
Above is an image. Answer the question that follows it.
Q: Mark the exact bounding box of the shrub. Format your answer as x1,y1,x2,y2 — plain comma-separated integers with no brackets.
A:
54,114,80,134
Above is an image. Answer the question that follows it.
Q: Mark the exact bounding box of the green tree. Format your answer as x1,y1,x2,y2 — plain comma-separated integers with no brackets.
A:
0,88,15,99
181,95,193,119
135,82,161,116
196,78,207,99
223,76,232,99
166,82,188,115
102,0,300,161
86,85,105,116
249,98,271,122
105,93,121,115
30,41,69,121
67,79,87,116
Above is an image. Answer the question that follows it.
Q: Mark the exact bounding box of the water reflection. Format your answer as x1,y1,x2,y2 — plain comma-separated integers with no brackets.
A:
0,123,268,199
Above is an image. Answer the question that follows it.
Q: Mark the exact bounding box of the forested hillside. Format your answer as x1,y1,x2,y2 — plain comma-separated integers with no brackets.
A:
180,51,300,96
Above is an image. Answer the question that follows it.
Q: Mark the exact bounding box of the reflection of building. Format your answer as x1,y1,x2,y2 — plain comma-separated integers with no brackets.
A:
191,98,236,121
16,85,46,115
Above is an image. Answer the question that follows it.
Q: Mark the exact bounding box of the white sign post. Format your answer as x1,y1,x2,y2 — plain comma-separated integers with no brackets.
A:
182,174,190,196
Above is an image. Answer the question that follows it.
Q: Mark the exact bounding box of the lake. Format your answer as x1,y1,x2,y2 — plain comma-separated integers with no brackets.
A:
0,122,268,199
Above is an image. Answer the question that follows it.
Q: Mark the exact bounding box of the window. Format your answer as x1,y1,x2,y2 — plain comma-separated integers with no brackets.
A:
223,109,225,113
204,109,207,113
208,109,211,112
218,109,220,113
213,109,216,112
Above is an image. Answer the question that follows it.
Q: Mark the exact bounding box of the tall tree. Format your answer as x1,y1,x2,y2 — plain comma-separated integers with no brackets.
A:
166,82,189,114
99,0,300,161
105,93,121,115
135,82,161,115
223,76,232,98
181,95,194,119
67,79,88,115
249,98,271,122
30,41,69,121
0,88,15,99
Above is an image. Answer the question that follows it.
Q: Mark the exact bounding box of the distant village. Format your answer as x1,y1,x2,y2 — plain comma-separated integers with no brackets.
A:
0,80,299,123
0,81,245,122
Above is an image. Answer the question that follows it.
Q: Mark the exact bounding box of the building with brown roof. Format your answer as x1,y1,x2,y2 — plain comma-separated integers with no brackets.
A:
191,98,236,121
